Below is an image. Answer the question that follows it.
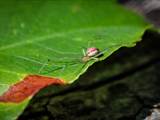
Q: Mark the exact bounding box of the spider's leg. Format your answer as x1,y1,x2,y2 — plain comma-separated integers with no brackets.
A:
38,59,49,74
40,59,81,74
87,40,91,48
61,64,66,71
94,44,122,58
94,48,108,58
90,57,99,61
82,48,86,56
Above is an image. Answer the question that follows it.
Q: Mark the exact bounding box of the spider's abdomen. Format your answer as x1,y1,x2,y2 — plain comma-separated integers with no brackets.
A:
86,47,100,57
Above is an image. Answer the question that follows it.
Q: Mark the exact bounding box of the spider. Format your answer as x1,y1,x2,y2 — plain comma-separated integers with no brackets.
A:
38,44,121,74
82,47,103,63
38,47,103,74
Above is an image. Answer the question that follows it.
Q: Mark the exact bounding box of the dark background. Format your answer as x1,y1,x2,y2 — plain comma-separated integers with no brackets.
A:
18,0,160,120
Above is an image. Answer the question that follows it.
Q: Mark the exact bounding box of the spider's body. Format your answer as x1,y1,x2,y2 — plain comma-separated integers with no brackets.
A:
86,47,100,57
82,47,101,63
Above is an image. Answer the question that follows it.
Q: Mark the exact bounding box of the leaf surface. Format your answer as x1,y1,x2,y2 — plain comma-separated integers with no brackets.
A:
0,0,149,120
0,75,64,103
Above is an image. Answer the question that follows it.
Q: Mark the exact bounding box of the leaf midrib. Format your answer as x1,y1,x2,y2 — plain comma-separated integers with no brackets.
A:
0,25,140,51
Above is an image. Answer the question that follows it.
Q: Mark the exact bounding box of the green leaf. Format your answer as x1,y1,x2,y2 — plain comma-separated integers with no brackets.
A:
0,0,149,120
0,100,29,120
